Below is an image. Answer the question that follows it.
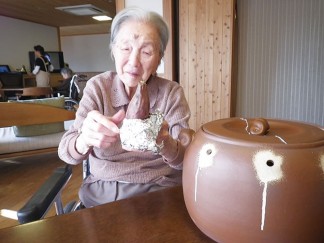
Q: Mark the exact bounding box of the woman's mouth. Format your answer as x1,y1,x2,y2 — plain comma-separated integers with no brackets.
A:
126,71,141,78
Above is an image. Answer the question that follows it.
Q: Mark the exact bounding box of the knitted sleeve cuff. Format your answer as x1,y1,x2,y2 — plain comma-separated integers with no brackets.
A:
160,136,185,170
68,135,92,161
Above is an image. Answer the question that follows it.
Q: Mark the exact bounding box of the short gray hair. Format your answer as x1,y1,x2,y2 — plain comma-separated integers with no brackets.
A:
110,7,169,57
60,67,73,77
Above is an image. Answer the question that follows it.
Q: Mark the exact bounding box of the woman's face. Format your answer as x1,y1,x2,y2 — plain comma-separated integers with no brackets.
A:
34,50,41,58
61,73,70,79
112,20,162,91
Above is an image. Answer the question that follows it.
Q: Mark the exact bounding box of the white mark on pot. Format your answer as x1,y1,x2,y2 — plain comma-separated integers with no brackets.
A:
194,169,199,202
195,143,218,202
261,182,268,231
240,118,250,134
241,118,288,144
320,155,324,175
274,135,288,144
253,150,284,231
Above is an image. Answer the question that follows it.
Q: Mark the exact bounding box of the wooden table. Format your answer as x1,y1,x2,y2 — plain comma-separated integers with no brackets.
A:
0,186,214,242
0,88,23,92
0,88,23,94
0,88,23,101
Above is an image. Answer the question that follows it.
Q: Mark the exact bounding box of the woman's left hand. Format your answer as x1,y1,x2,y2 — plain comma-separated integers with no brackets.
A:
156,121,178,157
156,121,169,145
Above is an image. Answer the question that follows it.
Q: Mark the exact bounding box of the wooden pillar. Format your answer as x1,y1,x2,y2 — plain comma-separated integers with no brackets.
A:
179,0,235,131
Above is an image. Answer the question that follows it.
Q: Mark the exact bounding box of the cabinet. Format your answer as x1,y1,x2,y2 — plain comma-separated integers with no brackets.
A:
23,73,63,87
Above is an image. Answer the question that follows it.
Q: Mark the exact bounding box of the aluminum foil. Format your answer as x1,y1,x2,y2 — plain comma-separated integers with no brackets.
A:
120,111,164,153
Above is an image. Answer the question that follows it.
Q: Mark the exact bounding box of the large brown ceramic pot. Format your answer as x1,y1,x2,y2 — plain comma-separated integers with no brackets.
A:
182,118,324,242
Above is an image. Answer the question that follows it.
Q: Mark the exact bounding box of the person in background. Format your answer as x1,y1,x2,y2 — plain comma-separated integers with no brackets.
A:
31,45,54,87
58,7,192,208
53,67,74,97
0,81,3,101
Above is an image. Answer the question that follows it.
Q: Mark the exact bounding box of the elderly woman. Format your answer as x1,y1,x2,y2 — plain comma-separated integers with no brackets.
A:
53,67,75,97
58,7,191,208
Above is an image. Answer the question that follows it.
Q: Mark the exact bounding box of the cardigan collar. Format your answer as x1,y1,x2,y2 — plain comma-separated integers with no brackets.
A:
110,74,158,109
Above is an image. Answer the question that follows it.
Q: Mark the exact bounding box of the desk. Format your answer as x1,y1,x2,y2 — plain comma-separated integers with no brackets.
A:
23,73,63,87
0,88,23,100
0,88,23,92
0,186,214,242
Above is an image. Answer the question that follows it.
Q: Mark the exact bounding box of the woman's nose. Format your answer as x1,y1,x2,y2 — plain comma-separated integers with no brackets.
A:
128,50,140,67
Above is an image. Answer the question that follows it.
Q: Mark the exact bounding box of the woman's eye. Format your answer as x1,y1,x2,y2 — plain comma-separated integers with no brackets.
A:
119,46,130,52
142,50,152,56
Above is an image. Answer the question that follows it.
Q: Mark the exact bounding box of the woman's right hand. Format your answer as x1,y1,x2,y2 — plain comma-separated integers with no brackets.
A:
76,109,125,154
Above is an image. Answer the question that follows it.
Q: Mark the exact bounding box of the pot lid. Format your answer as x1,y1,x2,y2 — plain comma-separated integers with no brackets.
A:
202,118,324,146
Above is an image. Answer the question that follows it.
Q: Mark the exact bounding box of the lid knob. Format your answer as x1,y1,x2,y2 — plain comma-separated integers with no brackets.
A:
247,118,270,136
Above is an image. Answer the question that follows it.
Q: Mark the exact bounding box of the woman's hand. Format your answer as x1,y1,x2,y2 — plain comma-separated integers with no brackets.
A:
156,121,177,158
76,109,125,154
156,121,170,145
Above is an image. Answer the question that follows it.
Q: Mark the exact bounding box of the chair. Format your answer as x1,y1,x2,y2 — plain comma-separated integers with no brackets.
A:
64,74,85,111
0,163,85,224
0,88,4,102
17,87,53,100
0,102,76,224
0,165,73,224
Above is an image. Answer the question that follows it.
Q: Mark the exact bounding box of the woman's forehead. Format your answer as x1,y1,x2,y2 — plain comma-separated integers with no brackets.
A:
117,20,159,44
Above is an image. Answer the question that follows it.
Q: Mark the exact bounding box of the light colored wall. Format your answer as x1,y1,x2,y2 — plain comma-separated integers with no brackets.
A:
125,0,163,15
60,0,163,73
236,0,324,126
60,34,115,72
0,15,59,72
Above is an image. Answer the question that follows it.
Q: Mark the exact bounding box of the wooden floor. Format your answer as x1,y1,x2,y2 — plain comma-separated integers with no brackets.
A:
0,152,82,229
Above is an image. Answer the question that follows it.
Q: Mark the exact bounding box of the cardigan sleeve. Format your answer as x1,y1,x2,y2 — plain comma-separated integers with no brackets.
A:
58,76,104,164
155,80,191,169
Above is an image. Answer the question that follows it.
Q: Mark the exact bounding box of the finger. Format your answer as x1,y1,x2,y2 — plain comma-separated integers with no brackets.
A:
111,109,125,125
159,121,169,136
85,134,119,148
82,113,106,134
80,127,119,148
178,128,195,148
81,110,124,147
82,129,119,143
156,121,169,144
87,110,122,134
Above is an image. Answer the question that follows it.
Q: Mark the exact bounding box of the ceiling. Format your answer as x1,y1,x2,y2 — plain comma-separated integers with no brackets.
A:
0,0,116,35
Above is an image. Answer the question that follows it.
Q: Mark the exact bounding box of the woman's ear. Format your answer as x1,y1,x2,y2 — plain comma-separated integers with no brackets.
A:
110,48,115,61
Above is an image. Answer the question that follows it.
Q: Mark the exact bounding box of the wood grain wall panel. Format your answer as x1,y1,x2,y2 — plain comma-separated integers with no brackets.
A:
221,0,234,117
206,0,217,123
179,0,235,131
179,0,190,123
163,0,176,81
115,0,125,12
214,1,224,120
196,1,205,128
